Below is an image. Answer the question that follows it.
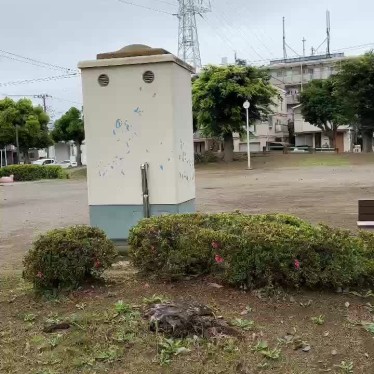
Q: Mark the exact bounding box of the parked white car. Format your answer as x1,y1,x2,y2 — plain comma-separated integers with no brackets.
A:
56,160,78,169
32,158,56,166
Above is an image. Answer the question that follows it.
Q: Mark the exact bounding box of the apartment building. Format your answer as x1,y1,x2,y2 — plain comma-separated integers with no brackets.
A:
233,88,289,152
268,53,352,151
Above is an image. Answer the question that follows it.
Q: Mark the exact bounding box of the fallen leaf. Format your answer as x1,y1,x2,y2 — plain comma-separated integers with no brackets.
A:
323,331,330,337
364,353,369,359
290,296,296,303
302,345,311,352
208,283,223,289
331,349,337,356
345,302,350,308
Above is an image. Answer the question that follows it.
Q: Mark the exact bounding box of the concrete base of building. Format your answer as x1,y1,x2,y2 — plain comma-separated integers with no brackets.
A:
89,199,195,240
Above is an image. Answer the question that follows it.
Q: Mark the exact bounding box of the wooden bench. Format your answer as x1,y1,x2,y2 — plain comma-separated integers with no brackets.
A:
358,200,374,229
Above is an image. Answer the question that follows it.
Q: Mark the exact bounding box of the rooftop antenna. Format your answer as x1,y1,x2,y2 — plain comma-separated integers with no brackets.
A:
283,17,287,60
302,37,306,57
326,10,331,56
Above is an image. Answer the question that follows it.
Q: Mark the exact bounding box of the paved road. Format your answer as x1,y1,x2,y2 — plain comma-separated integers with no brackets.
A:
1,161,374,271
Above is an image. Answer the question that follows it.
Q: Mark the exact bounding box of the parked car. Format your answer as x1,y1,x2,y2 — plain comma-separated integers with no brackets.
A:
291,148,309,153
56,160,78,169
267,142,291,151
32,158,56,166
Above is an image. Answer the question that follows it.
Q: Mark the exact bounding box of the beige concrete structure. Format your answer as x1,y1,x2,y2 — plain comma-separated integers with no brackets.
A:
79,45,195,239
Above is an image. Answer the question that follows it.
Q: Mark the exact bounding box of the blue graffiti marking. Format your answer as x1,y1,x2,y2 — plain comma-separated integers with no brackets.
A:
115,119,122,128
160,165,164,171
133,107,143,115
125,120,130,131
113,129,116,136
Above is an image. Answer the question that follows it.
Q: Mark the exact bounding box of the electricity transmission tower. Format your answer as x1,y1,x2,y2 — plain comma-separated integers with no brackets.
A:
177,0,211,70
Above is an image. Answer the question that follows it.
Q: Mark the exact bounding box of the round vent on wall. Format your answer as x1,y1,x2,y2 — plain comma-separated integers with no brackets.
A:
143,71,155,84
98,74,109,87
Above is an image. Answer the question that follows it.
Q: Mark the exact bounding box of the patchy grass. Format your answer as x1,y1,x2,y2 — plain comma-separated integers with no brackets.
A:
1,265,374,374
67,167,87,180
298,155,351,167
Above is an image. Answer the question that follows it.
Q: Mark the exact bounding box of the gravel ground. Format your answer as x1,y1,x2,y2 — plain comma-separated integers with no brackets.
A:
1,155,374,271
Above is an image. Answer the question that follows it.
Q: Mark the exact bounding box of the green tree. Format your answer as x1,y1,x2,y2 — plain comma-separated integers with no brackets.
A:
192,65,277,162
52,107,84,166
300,77,348,149
335,52,374,152
0,98,52,162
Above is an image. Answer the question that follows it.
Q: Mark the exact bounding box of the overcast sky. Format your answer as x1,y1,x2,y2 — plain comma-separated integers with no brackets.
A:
0,0,373,119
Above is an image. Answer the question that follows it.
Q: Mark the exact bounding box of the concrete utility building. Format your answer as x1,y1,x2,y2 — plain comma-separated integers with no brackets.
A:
79,45,196,240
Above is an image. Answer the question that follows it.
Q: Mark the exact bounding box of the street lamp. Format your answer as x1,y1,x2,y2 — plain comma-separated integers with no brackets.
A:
243,100,251,169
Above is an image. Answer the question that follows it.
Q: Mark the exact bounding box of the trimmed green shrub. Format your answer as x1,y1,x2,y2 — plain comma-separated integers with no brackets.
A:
0,164,68,181
194,151,218,164
128,213,374,290
23,226,118,291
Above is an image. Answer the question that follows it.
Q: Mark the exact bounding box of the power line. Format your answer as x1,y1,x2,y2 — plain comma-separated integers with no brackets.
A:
50,96,82,105
0,73,80,87
285,43,301,57
115,0,174,15
218,0,275,58
0,53,66,71
208,11,266,61
0,49,75,72
200,15,237,53
334,42,374,52
150,0,177,6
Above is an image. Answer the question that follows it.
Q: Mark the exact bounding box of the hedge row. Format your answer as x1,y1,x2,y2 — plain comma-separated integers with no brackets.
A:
128,213,374,290
0,164,68,181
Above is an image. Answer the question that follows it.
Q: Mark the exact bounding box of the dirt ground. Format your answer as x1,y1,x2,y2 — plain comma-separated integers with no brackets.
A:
1,153,374,374
1,153,374,272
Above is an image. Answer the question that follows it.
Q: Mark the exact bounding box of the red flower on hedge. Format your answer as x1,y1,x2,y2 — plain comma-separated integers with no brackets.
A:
94,260,102,269
215,254,224,264
294,259,300,270
36,271,43,279
212,241,221,250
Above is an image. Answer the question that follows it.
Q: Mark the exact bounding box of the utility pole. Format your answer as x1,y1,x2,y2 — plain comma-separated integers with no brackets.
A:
34,94,52,157
302,37,306,57
15,125,20,164
34,94,51,112
311,47,315,56
326,10,331,56
282,17,287,61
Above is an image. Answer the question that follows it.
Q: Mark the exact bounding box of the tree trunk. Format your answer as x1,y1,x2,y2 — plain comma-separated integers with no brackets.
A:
223,133,234,162
76,142,82,166
23,151,30,164
330,129,337,149
362,130,373,153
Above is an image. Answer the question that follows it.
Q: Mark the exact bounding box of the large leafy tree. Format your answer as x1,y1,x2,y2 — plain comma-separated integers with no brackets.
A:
334,52,374,152
52,107,84,165
300,77,348,148
0,98,52,162
192,65,277,162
